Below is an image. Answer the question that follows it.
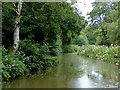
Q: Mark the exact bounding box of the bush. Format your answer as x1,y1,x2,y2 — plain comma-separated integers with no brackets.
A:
49,45,61,56
19,40,40,56
78,45,95,57
71,45,80,52
2,47,27,81
39,44,58,68
40,55,57,69
62,45,75,53
78,45,119,63
19,40,58,71
2,40,59,81
72,35,88,46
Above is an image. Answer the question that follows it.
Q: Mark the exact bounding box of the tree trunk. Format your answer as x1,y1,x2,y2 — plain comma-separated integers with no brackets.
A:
12,0,23,54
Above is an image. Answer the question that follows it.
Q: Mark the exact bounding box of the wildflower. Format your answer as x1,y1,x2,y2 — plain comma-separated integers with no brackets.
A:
12,64,15,66
6,58,8,61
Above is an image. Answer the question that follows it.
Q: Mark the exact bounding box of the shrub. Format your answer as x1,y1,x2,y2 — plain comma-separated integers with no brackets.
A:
2,40,59,81
18,40,44,71
71,45,80,53
78,45,95,57
39,44,58,68
19,40,40,56
2,47,27,81
72,35,88,46
78,45,119,63
40,55,57,69
62,45,75,53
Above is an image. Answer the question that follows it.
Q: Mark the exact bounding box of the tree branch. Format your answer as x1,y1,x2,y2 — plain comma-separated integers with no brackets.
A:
12,2,17,8
2,3,19,15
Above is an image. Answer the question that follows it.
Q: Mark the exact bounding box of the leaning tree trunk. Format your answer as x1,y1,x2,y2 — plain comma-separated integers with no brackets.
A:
12,0,23,54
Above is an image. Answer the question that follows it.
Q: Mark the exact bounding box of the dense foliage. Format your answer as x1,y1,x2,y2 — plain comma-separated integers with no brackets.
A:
78,45,119,64
2,1,120,82
61,44,79,53
72,2,119,46
72,30,88,46
2,40,58,81
2,2,85,48
2,2,86,81
73,2,119,64
83,2,119,46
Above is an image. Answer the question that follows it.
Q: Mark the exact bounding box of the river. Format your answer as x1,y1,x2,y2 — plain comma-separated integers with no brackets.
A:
2,53,118,88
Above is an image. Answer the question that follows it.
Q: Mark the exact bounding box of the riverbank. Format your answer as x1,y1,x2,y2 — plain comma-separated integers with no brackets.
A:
2,53,118,88
77,45,119,64
1,41,60,82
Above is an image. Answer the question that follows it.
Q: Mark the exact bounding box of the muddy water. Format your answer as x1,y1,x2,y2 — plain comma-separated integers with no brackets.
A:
2,53,118,88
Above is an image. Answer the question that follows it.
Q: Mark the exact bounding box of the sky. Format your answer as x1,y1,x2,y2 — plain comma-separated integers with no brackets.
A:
76,0,95,19
67,0,95,19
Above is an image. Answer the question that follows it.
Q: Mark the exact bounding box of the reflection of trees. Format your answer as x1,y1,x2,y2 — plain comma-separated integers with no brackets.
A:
56,54,85,81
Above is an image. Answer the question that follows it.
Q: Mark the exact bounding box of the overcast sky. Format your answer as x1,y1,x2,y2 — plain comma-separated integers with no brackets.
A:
76,0,95,19
67,0,95,19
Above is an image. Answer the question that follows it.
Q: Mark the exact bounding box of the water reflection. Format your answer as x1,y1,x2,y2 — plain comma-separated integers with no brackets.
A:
2,53,118,88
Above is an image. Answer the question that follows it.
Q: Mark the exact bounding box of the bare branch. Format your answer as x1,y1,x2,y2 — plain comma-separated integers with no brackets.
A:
12,2,17,8
40,3,46,11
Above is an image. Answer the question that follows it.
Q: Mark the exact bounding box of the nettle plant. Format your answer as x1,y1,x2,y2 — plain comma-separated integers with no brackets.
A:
2,47,27,81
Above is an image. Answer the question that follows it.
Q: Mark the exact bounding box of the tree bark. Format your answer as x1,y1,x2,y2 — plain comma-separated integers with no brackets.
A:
12,0,23,54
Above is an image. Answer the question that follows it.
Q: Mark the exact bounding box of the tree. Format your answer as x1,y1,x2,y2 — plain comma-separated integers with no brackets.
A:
86,2,118,46
102,5,119,45
12,0,23,54
88,2,111,28
2,2,86,54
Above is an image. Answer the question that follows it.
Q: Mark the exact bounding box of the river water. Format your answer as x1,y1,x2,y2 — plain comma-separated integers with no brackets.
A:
2,53,118,88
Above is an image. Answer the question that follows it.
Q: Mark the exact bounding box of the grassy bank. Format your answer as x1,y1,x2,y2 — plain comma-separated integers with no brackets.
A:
78,45,119,64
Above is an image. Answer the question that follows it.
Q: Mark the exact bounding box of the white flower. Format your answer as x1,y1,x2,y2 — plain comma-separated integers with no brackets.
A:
12,64,15,66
